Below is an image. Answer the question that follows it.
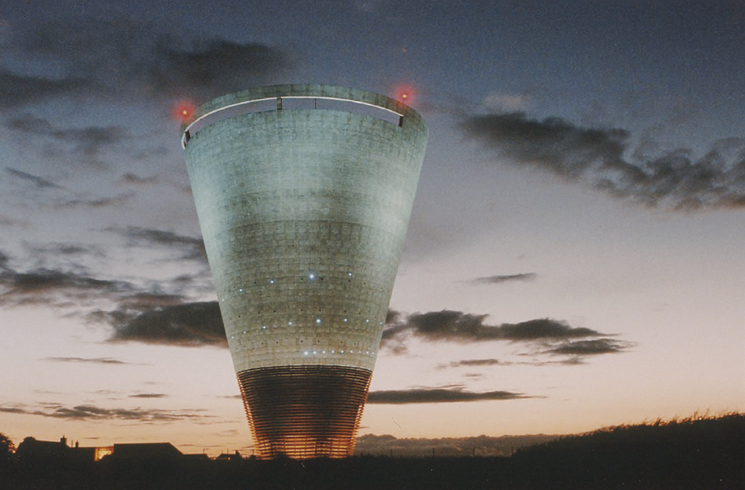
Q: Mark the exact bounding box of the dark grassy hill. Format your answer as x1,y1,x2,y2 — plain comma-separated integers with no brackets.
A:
507,412,744,489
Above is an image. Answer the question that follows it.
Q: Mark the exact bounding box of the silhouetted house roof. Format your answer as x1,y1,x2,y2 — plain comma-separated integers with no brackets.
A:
112,443,183,461
15,436,95,464
214,451,243,462
16,437,68,462
183,453,211,462
73,446,96,461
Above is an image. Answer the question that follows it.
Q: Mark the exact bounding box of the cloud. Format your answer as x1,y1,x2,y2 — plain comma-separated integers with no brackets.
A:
5,167,60,189
383,310,603,345
105,301,227,347
0,268,132,307
469,273,537,285
2,18,289,109
462,113,745,210
42,357,129,365
366,386,529,404
442,359,504,368
0,252,192,318
154,40,288,99
30,244,92,256
119,173,159,185
6,114,130,168
0,402,209,422
8,114,127,146
109,226,207,262
58,193,135,209
129,393,168,399
113,292,186,310
382,309,631,361
441,355,621,368
0,256,220,348
544,339,630,356
3,270,117,295
45,405,183,421
499,319,603,341
0,250,10,271
0,71,89,109
0,214,28,228
0,406,26,414
3,115,141,207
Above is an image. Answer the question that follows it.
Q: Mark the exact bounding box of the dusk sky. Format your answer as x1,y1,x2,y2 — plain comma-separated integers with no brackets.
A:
1,0,743,456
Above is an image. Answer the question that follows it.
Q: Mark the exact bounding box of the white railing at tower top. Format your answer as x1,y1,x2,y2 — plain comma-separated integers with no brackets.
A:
182,95,405,148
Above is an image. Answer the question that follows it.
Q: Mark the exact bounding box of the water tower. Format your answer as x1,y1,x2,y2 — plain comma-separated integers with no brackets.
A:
181,84,427,458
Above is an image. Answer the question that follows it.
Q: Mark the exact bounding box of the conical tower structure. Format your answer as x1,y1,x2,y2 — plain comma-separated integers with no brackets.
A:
181,85,427,459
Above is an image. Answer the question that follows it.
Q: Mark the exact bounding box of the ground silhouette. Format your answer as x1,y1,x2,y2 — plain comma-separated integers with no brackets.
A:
0,413,742,489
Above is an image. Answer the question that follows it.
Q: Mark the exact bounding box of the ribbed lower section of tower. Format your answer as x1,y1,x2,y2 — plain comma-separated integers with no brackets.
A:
237,365,372,459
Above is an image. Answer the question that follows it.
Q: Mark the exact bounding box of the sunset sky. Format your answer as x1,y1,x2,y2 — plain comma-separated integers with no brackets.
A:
1,0,743,456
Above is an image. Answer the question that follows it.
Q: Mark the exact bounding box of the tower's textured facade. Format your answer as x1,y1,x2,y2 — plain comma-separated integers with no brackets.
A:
181,85,427,459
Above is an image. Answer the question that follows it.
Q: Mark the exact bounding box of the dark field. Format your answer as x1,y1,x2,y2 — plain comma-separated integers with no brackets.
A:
1,413,742,490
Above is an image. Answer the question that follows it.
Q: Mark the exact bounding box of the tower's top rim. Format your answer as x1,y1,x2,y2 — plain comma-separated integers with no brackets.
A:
180,84,426,148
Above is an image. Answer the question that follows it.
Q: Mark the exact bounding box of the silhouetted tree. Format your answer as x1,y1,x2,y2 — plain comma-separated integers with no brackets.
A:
0,432,14,466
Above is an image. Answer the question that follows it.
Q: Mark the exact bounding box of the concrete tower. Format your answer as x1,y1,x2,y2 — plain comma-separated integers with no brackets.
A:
181,85,427,459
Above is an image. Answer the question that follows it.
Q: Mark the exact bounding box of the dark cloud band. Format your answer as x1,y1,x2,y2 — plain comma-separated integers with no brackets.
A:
0,268,131,306
106,301,227,347
469,273,537,285
383,310,603,344
0,403,208,422
108,226,207,263
382,309,630,360
462,112,745,210
5,167,60,189
545,339,630,356
43,357,128,365
2,18,289,109
367,387,528,404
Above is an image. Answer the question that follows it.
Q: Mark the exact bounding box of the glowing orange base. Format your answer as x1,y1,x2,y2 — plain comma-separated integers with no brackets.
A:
237,365,372,459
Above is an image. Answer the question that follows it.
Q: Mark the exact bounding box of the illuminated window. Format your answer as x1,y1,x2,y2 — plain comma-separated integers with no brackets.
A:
94,446,114,461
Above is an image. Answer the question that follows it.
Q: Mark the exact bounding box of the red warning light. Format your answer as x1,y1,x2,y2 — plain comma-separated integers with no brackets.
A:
173,101,196,122
393,84,417,105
